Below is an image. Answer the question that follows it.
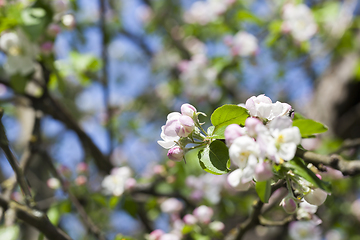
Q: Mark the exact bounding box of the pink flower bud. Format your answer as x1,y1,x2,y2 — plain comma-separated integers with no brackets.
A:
153,165,166,174
47,23,61,37
209,221,225,232
224,124,245,146
167,146,184,161
193,205,213,224
75,175,87,186
280,196,298,214
304,188,328,206
181,103,197,117
176,115,194,137
245,117,262,137
47,178,61,189
76,162,88,174
149,229,164,240
254,162,273,182
58,165,71,178
183,214,197,225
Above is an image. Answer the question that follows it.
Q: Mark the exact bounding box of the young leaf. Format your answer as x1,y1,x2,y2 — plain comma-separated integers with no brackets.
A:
210,105,249,139
198,140,230,175
255,180,271,203
284,157,331,192
292,119,328,138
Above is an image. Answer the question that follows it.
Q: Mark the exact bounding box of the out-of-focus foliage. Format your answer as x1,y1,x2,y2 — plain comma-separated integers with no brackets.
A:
1,0,360,240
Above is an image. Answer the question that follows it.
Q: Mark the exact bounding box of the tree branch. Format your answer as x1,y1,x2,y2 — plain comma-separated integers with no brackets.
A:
0,195,73,240
0,109,34,206
224,180,286,240
296,148,360,176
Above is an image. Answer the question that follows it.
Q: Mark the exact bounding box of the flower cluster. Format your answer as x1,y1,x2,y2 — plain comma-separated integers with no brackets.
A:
183,0,235,25
147,205,223,240
101,166,135,196
158,103,201,161
281,3,317,42
178,55,219,101
224,31,259,57
226,94,296,190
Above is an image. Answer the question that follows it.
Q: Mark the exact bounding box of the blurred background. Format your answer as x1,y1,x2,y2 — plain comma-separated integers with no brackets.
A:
1,0,360,239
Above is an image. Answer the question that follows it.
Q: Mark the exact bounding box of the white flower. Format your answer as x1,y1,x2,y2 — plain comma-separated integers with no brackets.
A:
245,94,291,121
0,32,20,53
304,188,328,206
262,118,301,163
227,168,252,191
230,31,258,57
289,221,321,240
282,3,317,42
0,30,38,76
102,167,132,196
193,205,213,224
160,198,183,213
159,233,181,240
229,136,260,169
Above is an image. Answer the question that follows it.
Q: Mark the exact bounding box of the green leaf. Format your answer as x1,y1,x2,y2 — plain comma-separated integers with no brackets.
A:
197,140,230,175
109,196,120,209
236,10,263,25
122,197,138,217
292,119,328,138
284,157,331,192
210,105,249,139
47,206,60,225
293,112,305,120
10,74,28,93
255,180,271,203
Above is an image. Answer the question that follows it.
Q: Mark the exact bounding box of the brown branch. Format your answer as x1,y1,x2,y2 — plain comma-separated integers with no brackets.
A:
0,77,113,173
41,151,106,240
0,195,73,240
0,110,34,206
224,180,286,240
296,148,360,176
332,138,360,154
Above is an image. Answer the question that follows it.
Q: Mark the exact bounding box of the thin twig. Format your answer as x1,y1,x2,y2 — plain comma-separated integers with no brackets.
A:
296,148,360,176
0,110,34,206
0,195,73,240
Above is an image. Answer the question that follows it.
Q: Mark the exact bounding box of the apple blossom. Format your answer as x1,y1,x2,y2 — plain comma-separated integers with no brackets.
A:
230,31,258,57
209,221,225,232
282,3,317,42
245,94,291,121
47,178,61,190
224,124,246,146
227,169,252,191
193,205,214,224
102,167,132,196
160,198,183,213
167,146,184,161
183,214,197,225
229,136,260,169
159,233,181,240
149,229,165,240
245,117,262,137
47,23,62,37
280,196,298,214
181,103,197,117
304,188,328,206
254,162,273,182
288,221,321,240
